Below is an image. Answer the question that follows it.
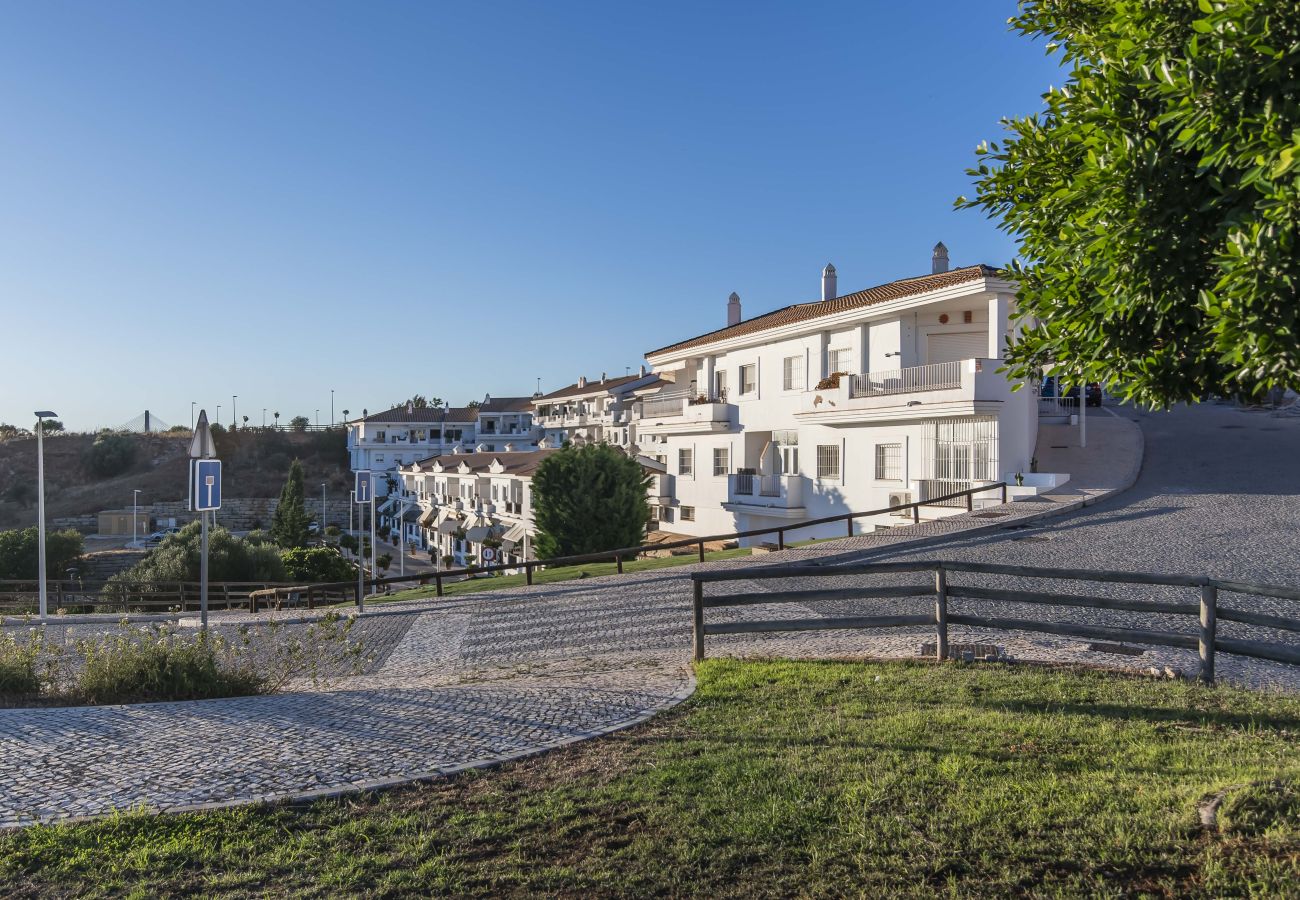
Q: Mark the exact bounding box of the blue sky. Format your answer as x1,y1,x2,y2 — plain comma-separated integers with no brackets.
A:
0,1,1062,431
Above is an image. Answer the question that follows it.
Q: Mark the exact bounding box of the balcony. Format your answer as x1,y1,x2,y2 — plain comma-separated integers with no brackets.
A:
798,359,1017,424
723,473,804,516
637,394,734,435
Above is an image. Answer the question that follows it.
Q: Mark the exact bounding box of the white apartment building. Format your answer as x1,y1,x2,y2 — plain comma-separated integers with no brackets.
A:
636,246,1038,543
347,396,539,496
532,372,664,450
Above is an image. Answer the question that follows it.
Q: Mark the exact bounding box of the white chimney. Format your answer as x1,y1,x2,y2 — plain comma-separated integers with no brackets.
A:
639,364,646,377
578,375,587,389
727,292,742,326
932,242,949,274
822,263,837,301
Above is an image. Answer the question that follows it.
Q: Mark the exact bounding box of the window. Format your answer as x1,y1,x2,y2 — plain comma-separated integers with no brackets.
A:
376,454,386,464
774,430,799,475
739,364,756,395
816,444,840,480
681,506,696,521
678,448,694,476
374,430,386,442
782,355,804,391
875,443,902,481
714,369,727,399
713,447,730,476
828,347,852,375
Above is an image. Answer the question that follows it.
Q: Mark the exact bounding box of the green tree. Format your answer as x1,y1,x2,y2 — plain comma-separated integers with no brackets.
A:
83,432,136,477
289,416,310,432
270,459,312,549
961,0,1300,407
0,527,84,579
0,423,31,442
532,444,650,559
280,547,356,582
107,521,285,586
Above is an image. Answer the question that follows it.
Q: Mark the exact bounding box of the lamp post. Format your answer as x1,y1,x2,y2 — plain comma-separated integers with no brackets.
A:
132,489,142,548
34,410,57,621
191,402,196,430
349,489,355,540
232,395,237,429
315,409,320,428
330,390,335,426
216,405,221,425
321,483,327,544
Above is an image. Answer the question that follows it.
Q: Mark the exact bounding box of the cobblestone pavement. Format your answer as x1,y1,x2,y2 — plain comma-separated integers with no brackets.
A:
4,403,1298,826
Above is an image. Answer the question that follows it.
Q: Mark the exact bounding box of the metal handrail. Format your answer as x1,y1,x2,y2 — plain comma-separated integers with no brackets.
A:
849,361,963,398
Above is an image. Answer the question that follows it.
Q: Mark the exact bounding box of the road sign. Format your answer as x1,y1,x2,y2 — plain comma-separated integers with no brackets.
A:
481,546,498,564
355,470,373,503
191,459,222,511
189,409,217,459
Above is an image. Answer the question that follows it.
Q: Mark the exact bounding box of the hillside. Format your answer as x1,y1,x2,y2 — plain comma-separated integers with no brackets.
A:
0,429,352,529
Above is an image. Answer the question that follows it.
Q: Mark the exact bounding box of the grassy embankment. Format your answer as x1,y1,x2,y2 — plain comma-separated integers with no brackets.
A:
4,658,1298,897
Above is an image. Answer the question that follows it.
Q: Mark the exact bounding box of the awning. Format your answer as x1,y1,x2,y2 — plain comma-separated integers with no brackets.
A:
402,508,421,523
464,520,495,543
437,517,461,535
377,497,398,514
500,522,527,551
418,508,437,527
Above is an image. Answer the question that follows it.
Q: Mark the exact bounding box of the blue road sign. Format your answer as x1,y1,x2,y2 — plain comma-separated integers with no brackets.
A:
355,470,373,503
191,459,222,511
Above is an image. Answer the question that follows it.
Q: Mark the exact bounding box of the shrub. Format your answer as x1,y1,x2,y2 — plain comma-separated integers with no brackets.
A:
376,553,393,573
281,547,355,583
107,521,285,593
75,628,265,704
0,527,84,580
271,460,311,549
532,443,651,558
0,631,43,699
83,433,137,478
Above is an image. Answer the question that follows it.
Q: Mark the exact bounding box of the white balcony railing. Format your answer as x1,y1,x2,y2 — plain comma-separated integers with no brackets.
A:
849,361,963,398
727,473,802,507
641,395,687,418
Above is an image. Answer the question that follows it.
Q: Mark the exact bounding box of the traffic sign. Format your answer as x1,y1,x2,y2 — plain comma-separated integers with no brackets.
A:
189,409,217,459
481,546,498,564
355,470,373,503
191,459,222,511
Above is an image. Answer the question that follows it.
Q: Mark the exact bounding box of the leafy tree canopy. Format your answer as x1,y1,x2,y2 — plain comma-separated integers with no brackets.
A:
961,0,1300,407
270,459,311,549
0,424,31,442
288,416,311,431
531,444,650,558
107,521,285,585
0,527,84,580
83,432,137,478
280,547,355,583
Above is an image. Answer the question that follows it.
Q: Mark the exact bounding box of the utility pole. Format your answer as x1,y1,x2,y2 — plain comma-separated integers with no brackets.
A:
232,395,237,429
132,489,142,548
34,410,57,621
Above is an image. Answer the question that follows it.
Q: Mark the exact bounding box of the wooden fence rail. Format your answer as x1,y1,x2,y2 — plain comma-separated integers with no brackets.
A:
690,560,1300,685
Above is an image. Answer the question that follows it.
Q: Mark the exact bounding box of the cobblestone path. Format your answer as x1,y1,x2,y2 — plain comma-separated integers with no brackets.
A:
3,403,1297,827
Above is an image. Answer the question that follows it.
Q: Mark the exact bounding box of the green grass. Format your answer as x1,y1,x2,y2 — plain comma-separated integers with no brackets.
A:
4,659,1299,897
360,546,754,604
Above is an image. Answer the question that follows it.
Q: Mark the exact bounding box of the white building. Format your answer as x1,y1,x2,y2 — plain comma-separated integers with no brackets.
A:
346,397,539,496
636,247,1038,543
532,372,664,450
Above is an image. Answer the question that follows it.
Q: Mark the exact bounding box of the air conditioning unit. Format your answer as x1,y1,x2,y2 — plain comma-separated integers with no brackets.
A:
888,491,913,516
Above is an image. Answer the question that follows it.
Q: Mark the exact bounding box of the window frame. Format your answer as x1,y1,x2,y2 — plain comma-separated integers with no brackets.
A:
739,364,757,395
782,355,805,391
713,447,730,477
680,505,696,521
874,443,903,481
816,444,840,480
678,447,694,476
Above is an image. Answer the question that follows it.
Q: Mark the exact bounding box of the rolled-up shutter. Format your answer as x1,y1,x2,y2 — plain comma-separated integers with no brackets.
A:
927,331,987,365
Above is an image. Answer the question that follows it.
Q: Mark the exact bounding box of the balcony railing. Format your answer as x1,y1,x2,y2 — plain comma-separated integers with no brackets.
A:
849,361,963,398
727,473,802,507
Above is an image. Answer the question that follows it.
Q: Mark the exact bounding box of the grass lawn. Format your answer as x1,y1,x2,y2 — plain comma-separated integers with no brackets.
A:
3,659,1299,897
357,545,755,604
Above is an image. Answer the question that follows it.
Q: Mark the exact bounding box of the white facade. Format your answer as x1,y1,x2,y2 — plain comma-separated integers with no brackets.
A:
637,260,1038,544
532,372,663,451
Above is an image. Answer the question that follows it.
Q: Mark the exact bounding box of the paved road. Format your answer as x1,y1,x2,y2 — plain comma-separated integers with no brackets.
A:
3,403,1297,826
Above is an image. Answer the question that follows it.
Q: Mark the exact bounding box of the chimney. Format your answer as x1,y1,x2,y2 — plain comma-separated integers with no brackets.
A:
932,242,949,274
822,263,837,301
727,292,742,326
578,375,587,389
601,372,607,384
639,364,646,377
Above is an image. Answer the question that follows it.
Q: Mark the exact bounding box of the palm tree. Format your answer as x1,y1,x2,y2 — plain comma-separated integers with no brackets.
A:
273,411,280,429
342,409,350,421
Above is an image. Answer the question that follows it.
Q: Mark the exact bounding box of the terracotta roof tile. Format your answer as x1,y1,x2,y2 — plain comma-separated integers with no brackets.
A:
360,405,481,424
536,373,663,402
645,264,1002,357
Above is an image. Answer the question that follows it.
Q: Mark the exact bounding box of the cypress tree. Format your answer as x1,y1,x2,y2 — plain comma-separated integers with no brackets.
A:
271,459,311,549
532,444,650,559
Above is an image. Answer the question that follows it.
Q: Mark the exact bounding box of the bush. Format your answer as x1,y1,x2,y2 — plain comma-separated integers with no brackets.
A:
0,631,43,699
83,432,137,478
75,629,264,705
532,443,651,558
107,521,285,592
0,527,84,580
281,547,355,583
376,553,393,573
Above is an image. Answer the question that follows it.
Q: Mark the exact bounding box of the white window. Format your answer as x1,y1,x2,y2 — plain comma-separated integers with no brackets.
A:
375,454,386,464
782,356,804,391
828,347,852,375
715,370,728,399
679,448,693,476
681,506,696,521
875,443,902,481
713,447,729,476
816,444,840,480
374,430,387,442
739,364,757,395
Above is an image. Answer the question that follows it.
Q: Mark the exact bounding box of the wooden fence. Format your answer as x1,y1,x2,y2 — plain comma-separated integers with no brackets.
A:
690,560,1300,684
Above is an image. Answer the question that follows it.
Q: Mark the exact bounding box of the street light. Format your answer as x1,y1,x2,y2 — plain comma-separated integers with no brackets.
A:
315,409,320,428
232,395,237,429
262,408,267,428
330,389,335,426
216,405,221,425
34,410,57,620
132,489,142,548
191,402,196,430
321,483,327,544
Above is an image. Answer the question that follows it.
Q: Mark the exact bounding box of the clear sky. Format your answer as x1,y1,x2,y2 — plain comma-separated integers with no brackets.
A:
0,1,1062,431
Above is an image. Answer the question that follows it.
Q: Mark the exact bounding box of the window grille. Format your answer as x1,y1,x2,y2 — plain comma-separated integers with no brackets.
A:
782,356,804,391
679,448,693,475
816,444,840,480
875,443,902,481
828,347,853,375
713,447,730,476
681,506,696,521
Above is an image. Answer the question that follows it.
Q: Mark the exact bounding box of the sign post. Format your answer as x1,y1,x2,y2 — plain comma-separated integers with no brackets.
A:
354,471,371,612
189,411,221,631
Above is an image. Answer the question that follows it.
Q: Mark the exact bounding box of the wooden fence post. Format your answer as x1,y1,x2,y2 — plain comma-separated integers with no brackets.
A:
698,541,705,563
965,491,974,512
306,587,315,610
847,516,854,537
934,566,948,660
1001,483,1008,504
912,503,920,525
692,579,705,662
436,573,444,597
777,529,785,551
1199,583,1217,684
615,553,623,574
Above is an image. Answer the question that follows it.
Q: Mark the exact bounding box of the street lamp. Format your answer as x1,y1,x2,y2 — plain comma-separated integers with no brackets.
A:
321,483,327,544
330,390,335,426
232,395,237,429
191,402,196,430
315,409,320,428
262,408,267,428
216,405,221,425
132,489,142,548
34,410,57,620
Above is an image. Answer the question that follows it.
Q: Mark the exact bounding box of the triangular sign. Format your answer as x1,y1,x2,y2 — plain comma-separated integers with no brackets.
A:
189,410,218,459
